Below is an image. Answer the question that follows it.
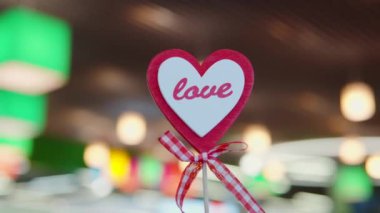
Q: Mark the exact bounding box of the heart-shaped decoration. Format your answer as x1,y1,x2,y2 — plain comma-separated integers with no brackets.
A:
147,49,254,152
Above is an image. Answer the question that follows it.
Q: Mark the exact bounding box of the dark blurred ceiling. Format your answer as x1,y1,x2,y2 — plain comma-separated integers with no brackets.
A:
1,0,380,145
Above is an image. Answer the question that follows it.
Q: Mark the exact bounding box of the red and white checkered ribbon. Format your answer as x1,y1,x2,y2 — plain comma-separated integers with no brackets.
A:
159,131,265,213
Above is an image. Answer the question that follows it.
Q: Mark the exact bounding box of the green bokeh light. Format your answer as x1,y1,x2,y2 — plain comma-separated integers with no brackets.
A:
139,155,163,188
244,174,272,199
332,165,373,202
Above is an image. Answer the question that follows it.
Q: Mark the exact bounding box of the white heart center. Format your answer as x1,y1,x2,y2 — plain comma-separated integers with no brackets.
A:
158,57,245,137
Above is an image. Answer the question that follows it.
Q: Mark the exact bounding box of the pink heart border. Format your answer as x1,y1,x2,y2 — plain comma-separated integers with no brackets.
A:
147,49,254,152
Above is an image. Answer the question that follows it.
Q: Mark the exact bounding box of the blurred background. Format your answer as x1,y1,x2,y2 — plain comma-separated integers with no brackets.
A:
0,0,380,212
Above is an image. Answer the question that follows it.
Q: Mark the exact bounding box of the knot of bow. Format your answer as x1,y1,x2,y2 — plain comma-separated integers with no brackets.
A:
159,131,265,213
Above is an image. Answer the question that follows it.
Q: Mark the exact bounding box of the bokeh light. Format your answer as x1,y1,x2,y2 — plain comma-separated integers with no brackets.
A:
243,124,271,153
108,149,131,186
116,112,147,145
84,141,110,169
263,159,286,182
239,152,264,177
139,155,163,188
332,166,373,202
339,136,366,165
365,154,380,179
340,82,376,122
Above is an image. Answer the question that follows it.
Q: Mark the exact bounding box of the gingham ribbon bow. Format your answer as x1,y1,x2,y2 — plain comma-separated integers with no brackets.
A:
159,131,265,213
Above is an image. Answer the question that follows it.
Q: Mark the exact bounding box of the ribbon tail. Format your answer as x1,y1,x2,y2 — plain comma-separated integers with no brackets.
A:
175,162,202,213
208,159,265,213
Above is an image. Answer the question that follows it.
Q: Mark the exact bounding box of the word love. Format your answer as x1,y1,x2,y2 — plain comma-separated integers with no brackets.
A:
173,77,233,100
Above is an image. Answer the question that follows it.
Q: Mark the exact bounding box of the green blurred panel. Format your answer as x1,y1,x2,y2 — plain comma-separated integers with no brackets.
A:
31,136,85,172
0,7,71,76
0,137,33,156
0,90,46,130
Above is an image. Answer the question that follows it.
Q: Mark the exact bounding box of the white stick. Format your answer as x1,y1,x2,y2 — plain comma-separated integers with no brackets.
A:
202,162,210,213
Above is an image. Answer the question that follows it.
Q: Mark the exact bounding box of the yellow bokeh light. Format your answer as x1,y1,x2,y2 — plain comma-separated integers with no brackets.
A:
243,124,271,153
108,149,131,186
365,155,380,179
339,136,366,165
116,112,146,145
340,82,376,122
